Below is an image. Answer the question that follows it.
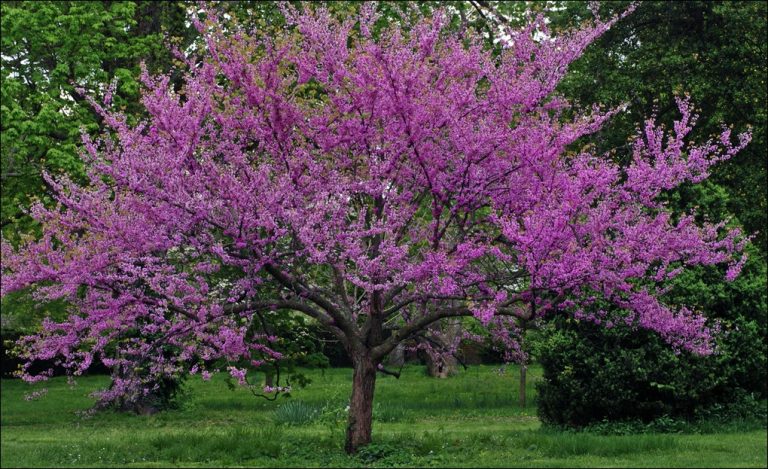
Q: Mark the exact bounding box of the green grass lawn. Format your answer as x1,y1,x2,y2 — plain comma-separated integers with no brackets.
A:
1,365,766,467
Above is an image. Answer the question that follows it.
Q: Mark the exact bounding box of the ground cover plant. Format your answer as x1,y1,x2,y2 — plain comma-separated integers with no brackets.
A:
1,365,766,468
0,1,757,454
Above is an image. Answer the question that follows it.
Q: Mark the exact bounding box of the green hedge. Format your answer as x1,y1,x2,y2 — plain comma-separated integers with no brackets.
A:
535,317,766,427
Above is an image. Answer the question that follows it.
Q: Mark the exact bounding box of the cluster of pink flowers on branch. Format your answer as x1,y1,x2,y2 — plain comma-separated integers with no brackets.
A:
0,1,750,452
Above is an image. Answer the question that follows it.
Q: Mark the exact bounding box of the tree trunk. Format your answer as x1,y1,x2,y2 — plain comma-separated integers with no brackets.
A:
425,352,458,378
385,342,405,368
424,318,461,378
345,354,377,454
518,318,528,408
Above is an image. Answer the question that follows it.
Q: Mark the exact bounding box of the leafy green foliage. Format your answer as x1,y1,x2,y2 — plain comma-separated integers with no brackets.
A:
535,256,766,428
535,316,767,427
533,185,766,427
548,0,767,256
1,0,195,332
531,0,767,430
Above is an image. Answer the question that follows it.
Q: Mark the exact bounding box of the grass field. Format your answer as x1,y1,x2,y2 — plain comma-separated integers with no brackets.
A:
1,365,766,467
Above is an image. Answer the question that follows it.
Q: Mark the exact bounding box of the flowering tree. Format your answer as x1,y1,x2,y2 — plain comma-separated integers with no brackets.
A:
0,2,751,453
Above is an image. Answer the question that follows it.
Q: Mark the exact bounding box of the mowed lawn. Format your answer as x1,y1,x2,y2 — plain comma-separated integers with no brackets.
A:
1,365,766,468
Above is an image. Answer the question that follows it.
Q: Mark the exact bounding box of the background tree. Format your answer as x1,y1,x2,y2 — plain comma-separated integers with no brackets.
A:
1,0,195,332
548,0,767,257
0,0,198,411
1,1,195,234
526,0,767,428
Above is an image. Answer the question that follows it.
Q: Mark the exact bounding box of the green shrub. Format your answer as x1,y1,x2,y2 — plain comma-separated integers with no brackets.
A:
535,316,767,428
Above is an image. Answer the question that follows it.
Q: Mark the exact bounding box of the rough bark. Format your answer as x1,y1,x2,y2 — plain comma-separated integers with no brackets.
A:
425,352,458,378
385,342,405,368
345,353,377,454
424,319,461,378
519,319,528,408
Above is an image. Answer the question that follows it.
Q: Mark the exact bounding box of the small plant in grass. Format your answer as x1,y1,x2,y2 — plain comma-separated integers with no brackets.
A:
318,400,349,442
355,442,413,466
373,402,410,423
272,400,319,426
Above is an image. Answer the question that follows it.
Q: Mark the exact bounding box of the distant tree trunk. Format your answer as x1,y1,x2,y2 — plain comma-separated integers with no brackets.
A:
386,342,405,367
425,318,461,378
345,352,377,453
425,352,458,378
519,318,528,408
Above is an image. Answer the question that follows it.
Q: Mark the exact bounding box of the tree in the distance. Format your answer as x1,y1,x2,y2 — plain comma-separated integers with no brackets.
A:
0,3,752,453
0,0,197,412
0,1,195,236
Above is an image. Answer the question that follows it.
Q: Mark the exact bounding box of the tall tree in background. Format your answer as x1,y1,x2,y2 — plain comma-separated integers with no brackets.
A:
547,0,767,257
1,1,195,331
515,0,768,426
1,1,194,236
